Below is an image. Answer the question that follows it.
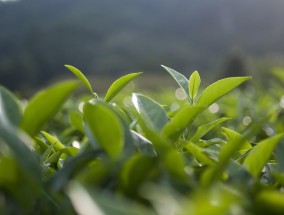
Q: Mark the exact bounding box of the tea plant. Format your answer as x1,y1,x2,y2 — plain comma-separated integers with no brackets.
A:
0,65,284,215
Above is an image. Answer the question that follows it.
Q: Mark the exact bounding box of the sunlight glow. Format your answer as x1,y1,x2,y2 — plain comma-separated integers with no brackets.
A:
242,116,252,126
170,103,180,112
72,140,81,149
264,126,274,136
0,0,20,2
279,95,284,108
175,88,187,100
209,103,219,113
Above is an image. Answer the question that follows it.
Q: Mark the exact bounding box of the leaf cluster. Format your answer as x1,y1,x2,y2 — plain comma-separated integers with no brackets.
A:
1,65,284,215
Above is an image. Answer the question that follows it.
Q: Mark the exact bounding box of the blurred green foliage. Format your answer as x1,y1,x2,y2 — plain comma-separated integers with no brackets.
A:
1,65,284,214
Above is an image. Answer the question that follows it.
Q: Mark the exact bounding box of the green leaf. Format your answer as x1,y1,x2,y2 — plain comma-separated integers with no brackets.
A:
132,93,168,132
161,65,190,100
69,110,84,133
34,136,50,152
219,128,251,162
183,141,215,165
0,156,18,185
243,133,284,177
131,116,186,179
65,65,94,94
0,95,41,182
201,127,248,186
83,102,124,158
222,129,252,151
41,143,56,164
190,117,230,143
162,105,203,141
0,86,22,127
131,130,157,157
196,138,226,147
104,72,142,102
46,151,63,163
163,149,186,179
120,154,156,195
60,147,79,156
256,190,284,214
163,77,251,143
197,77,251,109
188,71,201,100
41,131,65,151
49,150,101,191
20,81,80,136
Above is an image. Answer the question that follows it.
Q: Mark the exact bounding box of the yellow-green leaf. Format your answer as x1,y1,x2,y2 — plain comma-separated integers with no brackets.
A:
83,102,124,158
20,81,80,136
197,77,251,109
243,133,284,177
41,131,65,151
189,70,201,100
65,65,94,94
104,72,142,102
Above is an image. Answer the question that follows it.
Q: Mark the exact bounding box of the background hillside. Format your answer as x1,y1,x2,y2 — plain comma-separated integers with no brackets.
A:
1,0,284,92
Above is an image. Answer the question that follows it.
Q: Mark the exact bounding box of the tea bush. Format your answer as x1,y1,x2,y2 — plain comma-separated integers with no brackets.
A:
1,65,284,214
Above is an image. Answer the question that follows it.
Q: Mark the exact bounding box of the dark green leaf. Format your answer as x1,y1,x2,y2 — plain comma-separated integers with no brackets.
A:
0,95,41,182
132,93,168,132
49,150,102,191
276,141,284,172
201,127,248,186
131,130,157,157
120,154,156,195
0,86,22,127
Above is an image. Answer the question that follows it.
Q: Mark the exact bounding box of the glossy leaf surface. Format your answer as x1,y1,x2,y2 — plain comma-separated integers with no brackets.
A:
161,65,190,100
132,93,168,132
